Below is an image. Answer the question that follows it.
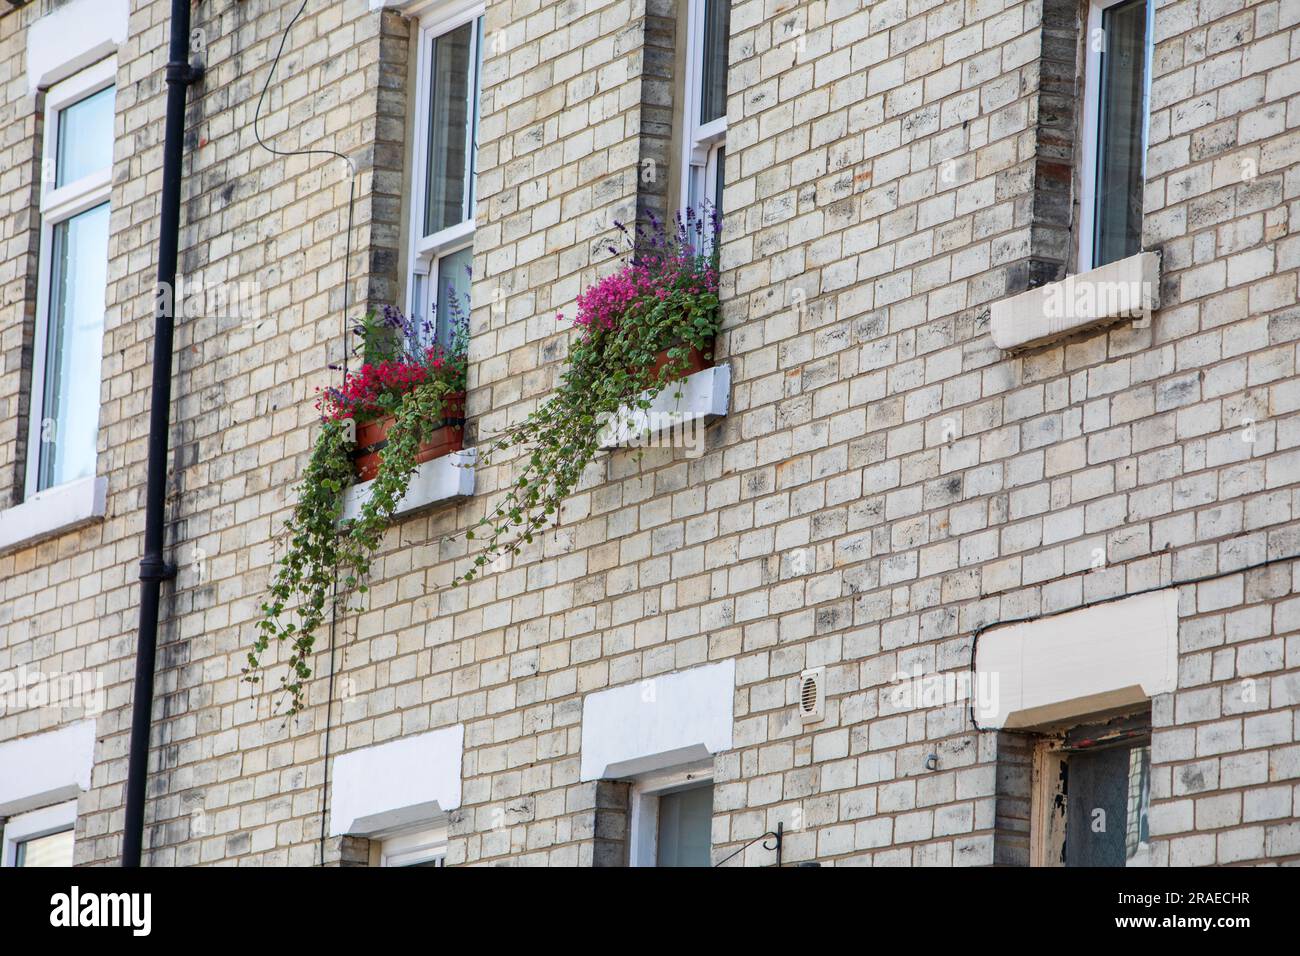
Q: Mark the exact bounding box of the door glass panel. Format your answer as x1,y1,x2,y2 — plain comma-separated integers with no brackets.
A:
1064,742,1150,866
655,785,712,867
39,202,110,491
1093,0,1147,267
1123,744,1151,860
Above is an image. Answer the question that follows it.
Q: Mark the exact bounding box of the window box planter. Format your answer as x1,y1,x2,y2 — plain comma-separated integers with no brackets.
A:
646,344,712,379
600,360,731,450
349,392,465,481
449,210,723,591
249,302,472,716
989,251,1160,351
340,448,475,523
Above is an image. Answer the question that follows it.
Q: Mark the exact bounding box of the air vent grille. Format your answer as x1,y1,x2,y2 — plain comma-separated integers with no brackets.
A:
798,666,825,722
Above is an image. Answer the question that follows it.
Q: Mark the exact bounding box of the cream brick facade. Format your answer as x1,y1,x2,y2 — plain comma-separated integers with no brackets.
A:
0,0,1297,867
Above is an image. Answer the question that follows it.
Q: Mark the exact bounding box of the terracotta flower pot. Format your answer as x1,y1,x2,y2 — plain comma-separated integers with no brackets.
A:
646,344,712,382
349,391,466,481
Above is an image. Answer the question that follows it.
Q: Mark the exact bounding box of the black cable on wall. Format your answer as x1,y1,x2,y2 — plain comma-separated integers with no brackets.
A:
251,0,360,867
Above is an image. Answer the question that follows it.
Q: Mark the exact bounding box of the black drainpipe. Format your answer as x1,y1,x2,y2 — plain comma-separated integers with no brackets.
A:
122,0,203,868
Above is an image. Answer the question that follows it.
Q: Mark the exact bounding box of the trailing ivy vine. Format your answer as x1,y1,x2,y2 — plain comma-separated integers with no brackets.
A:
245,208,723,714
458,208,723,587
246,417,354,711
246,306,467,715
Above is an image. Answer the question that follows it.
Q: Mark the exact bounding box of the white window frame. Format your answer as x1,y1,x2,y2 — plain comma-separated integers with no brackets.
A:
680,0,728,214
405,0,484,341
1,799,76,867
627,761,713,867
370,820,448,867
1076,0,1153,274
25,56,115,498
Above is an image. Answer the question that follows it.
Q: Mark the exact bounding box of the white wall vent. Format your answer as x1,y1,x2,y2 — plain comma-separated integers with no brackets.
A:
798,667,825,723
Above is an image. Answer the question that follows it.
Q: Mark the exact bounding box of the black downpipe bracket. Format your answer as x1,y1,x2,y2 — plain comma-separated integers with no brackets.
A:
123,0,203,868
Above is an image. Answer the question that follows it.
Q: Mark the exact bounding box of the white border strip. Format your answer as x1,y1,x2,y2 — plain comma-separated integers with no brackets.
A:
0,721,96,817
26,0,128,94
330,725,464,836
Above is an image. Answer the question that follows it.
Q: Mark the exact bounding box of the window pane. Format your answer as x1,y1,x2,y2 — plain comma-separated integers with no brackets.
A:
39,202,110,491
1123,744,1151,860
1093,0,1147,267
412,270,433,344
56,85,114,187
655,785,712,867
423,20,481,237
15,828,74,867
435,246,473,347
699,0,730,125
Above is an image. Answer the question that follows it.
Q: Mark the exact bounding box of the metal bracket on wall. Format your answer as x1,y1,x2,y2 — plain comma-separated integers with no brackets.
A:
713,821,785,868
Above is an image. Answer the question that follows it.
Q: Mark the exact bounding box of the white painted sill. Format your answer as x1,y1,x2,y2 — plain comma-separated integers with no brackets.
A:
0,475,107,554
598,363,732,450
338,365,730,521
990,251,1161,351
339,449,475,523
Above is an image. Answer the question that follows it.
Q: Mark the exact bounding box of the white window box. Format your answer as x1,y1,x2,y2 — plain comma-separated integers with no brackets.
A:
990,251,1160,351
599,363,732,450
339,450,474,523
0,476,107,554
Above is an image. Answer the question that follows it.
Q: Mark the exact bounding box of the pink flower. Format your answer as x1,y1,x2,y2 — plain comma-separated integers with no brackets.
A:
569,252,717,335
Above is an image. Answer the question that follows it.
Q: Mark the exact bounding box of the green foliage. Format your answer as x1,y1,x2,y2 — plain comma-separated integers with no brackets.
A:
245,218,721,714
354,308,401,366
245,378,459,715
459,264,721,588
244,417,351,714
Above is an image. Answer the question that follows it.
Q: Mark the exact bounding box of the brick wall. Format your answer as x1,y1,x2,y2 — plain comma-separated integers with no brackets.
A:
0,0,1295,868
